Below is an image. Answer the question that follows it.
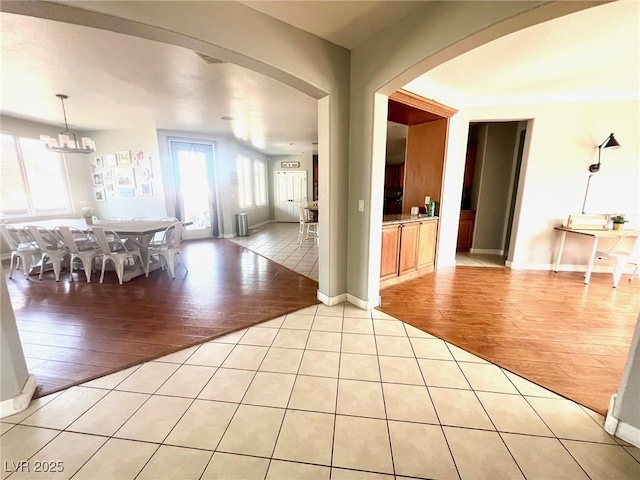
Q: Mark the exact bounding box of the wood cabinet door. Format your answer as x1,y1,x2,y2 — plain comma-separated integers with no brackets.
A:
399,223,419,274
380,225,400,279
417,221,437,269
457,211,476,252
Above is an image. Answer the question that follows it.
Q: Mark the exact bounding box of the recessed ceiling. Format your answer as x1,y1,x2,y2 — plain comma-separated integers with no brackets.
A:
0,13,318,155
240,1,428,49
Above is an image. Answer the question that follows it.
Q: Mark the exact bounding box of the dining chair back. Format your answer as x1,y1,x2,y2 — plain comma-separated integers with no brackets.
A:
56,226,102,283
0,224,41,279
148,222,188,279
24,226,69,282
596,230,640,287
90,227,148,285
297,204,318,246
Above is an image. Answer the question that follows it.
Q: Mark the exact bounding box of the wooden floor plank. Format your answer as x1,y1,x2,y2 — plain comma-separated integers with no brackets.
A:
4,238,318,398
380,266,639,415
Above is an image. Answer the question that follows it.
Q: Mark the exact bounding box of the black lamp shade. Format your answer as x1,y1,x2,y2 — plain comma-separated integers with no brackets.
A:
601,133,620,149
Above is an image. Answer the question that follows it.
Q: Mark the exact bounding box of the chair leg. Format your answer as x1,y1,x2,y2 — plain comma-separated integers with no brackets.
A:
630,264,639,281
100,257,108,284
52,259,62,282
612,259,626,288
9,254,17,279
39,255,49,280
80,255,94,283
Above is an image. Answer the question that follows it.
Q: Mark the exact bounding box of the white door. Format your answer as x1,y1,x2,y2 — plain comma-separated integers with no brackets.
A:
275,171,307,222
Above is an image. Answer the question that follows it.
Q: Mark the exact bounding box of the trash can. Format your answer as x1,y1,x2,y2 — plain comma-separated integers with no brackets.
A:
236,213,249,237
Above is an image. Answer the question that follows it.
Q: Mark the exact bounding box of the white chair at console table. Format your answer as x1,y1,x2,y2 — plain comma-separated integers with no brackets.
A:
554,226,640,285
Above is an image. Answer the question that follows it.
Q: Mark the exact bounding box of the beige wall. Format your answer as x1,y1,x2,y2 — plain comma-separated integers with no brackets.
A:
464,100,640,270
87,129,166,219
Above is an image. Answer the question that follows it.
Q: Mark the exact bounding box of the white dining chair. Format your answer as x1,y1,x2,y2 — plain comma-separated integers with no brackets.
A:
24,226,69,282
56,226,102,283
131,217,149,221
106,217,124,220
595,230,640,287
159,217,179,221
90,227,148,285
298,203,318,246
0,224,41,279
148,222,188,279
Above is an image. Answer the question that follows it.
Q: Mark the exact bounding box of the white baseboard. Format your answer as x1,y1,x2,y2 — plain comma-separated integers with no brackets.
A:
470,248,504,255
506,261,638,274
605,398,640,448
221,233,236,239
346,293,379,311
1,253,10,261
250,219,275,228
317,290,347,306
0,374,37,419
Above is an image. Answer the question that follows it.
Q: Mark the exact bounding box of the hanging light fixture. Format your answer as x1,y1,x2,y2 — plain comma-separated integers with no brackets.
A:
40,94,96,154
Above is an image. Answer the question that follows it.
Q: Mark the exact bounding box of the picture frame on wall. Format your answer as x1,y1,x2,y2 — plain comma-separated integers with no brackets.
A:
119,188,135,197
116,150,132,164
115,168,136,189
92,173,103,186
141,182,153,196
104,154,118,167
103,169,114,183
105,184,114,193
93,187,106,202
94,157,104,168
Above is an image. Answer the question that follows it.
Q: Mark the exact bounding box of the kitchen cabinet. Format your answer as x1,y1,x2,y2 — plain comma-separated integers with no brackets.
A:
457,210,476,252
380,216,438,289
381,225,400,280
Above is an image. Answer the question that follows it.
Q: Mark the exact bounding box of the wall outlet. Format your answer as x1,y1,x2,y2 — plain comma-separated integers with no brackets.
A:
358,200,365,212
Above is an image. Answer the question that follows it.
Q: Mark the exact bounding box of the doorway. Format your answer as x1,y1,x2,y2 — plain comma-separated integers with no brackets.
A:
274,170,307,222
169,141,219,239
457,121,527,267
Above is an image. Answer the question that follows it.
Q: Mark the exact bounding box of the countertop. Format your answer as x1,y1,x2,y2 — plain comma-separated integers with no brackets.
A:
382,214,439,226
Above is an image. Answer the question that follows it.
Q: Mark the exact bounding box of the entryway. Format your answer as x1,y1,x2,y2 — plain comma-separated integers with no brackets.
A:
457,121,528,267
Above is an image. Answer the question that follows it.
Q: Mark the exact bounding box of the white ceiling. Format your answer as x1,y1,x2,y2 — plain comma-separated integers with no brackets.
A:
1,2,637,158
415,1,639,106
240,1,428,49
0,13,318,155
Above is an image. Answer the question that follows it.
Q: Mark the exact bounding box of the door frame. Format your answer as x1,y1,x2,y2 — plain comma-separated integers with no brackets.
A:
167,138,220,239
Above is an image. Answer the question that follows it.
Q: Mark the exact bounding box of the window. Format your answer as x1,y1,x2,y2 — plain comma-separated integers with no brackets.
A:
236,154,268,208
0,133,72,217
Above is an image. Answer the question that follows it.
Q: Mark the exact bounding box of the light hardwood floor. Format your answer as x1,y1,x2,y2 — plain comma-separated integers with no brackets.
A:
379,266,640,415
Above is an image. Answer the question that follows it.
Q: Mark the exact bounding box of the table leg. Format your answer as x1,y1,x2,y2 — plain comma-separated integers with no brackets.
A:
554,231,567,272
584,237,599,284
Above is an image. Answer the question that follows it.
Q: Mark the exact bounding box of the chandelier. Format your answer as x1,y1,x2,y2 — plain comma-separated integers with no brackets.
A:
40,94,96,154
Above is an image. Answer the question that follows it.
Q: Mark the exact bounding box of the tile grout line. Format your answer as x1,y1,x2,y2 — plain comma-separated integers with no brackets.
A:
328,309,345,480
263,309,317,478
408,322,462,480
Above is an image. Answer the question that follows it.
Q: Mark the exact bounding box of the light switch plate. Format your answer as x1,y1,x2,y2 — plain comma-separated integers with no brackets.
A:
358,200,364,212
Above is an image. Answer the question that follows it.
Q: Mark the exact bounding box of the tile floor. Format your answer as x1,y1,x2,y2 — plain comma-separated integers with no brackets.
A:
2,303,639,480
455,252,506,268
230,223,318,281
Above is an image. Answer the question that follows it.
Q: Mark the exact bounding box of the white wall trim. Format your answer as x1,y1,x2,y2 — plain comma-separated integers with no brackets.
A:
346,293,379,311
469,248,504,255
221,233,236,239
250,219,276,229
317,290,347,306
605,397,640,448
506,261,638,274
0,374,36,419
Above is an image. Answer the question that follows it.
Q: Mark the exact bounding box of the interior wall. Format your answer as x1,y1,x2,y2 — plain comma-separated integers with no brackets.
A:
472,122,519,253
462,101,639,270
0,266,30,404
347,1,590,305
86,129,166,219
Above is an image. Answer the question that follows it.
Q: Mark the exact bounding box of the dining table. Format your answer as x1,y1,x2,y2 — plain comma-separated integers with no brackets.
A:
9,218,184,282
